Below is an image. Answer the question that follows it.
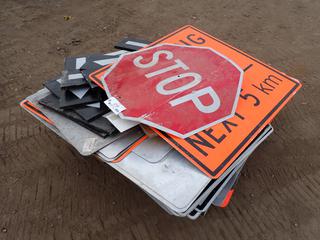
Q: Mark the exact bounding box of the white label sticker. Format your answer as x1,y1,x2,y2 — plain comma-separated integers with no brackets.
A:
104,97,126,115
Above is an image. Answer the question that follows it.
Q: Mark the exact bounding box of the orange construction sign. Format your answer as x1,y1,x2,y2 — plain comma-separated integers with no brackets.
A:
90,25,301,179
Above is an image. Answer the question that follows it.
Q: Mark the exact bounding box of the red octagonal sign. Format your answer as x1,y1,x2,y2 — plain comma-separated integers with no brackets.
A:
102,44,244,138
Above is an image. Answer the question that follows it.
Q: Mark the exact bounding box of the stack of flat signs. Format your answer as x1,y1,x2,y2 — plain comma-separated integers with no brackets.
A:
36,38,151,138
41,78,115,137
20,37,251,217
20,26,301,220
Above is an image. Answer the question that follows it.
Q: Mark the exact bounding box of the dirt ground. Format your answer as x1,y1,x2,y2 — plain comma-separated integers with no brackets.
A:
0,0,320,239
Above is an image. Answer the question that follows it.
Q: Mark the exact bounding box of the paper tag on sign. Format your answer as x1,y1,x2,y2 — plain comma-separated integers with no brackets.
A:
104,97,126,115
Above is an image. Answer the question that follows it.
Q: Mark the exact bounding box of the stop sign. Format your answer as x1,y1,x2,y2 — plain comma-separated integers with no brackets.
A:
102,44,243,138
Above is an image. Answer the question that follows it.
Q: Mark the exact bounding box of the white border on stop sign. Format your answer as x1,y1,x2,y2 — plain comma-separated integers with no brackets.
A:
101,43,244,139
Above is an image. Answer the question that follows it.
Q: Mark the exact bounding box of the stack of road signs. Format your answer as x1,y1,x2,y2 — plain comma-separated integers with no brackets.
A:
20,25,301,219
